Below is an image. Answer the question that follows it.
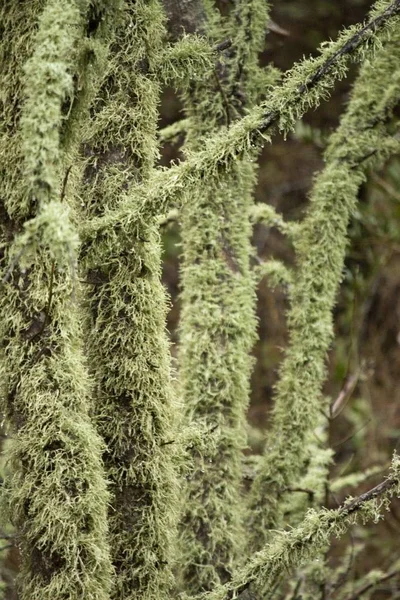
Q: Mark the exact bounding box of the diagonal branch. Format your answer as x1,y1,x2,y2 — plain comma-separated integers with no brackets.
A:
192,456,400,600
80,0,400,242
343,567,400,600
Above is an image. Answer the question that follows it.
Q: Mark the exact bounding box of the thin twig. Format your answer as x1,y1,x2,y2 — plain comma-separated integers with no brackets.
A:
330,371,360,418
340,476,397,515
372,172,400,202
257,0,400,134
343,569,400,600
60,165,72,203
284,486,315,503
332,418,372,449
215,39,232,53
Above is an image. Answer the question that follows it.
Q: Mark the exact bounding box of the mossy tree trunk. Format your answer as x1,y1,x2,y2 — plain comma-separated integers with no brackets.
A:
0,1,116,598
78,2,180,598
164,1,275,592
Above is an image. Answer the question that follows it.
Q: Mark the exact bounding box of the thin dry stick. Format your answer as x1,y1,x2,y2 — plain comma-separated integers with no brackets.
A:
344,569,400,600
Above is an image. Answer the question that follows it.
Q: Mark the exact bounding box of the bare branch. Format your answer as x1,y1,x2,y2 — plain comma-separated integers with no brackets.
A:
343,568,400,600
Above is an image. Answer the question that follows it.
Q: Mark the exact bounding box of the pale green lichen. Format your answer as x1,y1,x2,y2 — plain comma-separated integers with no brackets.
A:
281,423,333,527
80,0,400,241
0,1,115,598
254,259,294,289
20,0,82,211
158,119,190,144
194,454,400,600
178,162,258,591
249,203,300,239
157,35,216,86
1,1,400,598
175,0,270,591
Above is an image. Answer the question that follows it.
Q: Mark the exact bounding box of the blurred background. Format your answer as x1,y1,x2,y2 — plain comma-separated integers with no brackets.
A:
159,0,400,596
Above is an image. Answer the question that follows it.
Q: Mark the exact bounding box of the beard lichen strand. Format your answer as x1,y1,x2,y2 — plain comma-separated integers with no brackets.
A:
20,0,83,209
79,1,179,598
247,32,400,553
0,0,44,223
176,0,270,592
0,1,114,598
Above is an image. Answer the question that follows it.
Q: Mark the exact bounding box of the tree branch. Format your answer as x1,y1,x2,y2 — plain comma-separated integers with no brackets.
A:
194,456,400,600
343,568,400,600
254,259,293,288
250,203,300,238
80,0,400,242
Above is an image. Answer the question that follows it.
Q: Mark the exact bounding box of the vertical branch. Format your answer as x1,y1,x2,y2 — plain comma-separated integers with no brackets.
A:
79,1,180,598
247,31,400,554
0,1,115,598
166,0,271,592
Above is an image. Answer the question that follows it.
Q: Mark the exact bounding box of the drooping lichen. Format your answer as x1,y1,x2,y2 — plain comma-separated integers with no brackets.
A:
78,2,180,597
247,26,400,547
0,1,115,598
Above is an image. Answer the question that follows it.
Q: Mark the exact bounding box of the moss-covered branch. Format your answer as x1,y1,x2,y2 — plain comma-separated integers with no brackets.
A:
81,0,400,241
158,119,190,143
193,455,400,600
78,2,180,597
250,204,300,239
0,1,114,598
174,0,269,591
157,35,217,86
247,29,400,546
254,259,293,289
